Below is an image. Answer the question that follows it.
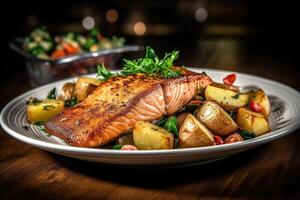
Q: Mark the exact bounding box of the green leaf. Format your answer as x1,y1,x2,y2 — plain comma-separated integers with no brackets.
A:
239,130,255,140
113,144,123,150
47,88,56,99
65,97,79,108
164,116,178,136
145,46,155,59
97,64,114,81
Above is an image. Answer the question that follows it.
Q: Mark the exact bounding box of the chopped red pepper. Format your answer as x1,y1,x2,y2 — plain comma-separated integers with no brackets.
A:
121,145,138,151
223,74,236,85
214,135,224,145
63,43,79,54
51,49,66,59
190,100,203,105
249,100,263,112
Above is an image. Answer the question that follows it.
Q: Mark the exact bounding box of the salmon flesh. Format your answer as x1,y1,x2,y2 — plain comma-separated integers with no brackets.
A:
45,68,212,147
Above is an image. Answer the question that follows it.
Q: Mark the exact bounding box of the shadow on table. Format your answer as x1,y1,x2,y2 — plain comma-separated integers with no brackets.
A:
50,146,259,187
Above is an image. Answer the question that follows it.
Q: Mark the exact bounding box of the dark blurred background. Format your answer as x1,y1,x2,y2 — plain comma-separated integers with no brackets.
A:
0,0,298,89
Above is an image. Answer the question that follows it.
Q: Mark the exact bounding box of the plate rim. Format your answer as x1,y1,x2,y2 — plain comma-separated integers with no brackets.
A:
1,67,300,156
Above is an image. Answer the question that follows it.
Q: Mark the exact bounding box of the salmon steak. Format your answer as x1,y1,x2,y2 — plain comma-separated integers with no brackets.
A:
45,68,212,147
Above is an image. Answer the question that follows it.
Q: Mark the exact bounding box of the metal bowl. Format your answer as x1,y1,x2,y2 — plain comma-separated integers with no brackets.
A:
10,38,143,86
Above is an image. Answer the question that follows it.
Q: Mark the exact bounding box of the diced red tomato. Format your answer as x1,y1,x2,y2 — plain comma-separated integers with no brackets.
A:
249,100,263,112
51,49,66,59
223,74,236,85
121,145,138,151
214,135,224,145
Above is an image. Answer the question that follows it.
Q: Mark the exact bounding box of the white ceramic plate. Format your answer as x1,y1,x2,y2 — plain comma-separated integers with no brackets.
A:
1,68,300,166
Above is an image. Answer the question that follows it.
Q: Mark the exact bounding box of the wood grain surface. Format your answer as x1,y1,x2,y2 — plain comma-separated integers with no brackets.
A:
1,38,299,200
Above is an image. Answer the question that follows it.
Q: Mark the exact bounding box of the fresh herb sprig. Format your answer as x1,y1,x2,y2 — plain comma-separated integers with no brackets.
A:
95,46,182,82
122,46,181,78
47,88,56,99
97,64,114,81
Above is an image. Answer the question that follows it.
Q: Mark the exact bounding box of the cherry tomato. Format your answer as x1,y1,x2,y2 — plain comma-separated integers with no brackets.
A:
121,145,138,151
249,100,263,112
214,135,224,145
223,74,236,85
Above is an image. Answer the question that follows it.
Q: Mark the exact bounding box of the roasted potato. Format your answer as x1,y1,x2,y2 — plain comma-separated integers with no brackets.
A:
251,89,270,118
179,114,214,148
195,101,238,137
236,107,270,136
27,99,64,123
58,83,76,101
117,133,134,145
205,85,249,111
75,77,101,101
133,121,174,150
211,82,240,93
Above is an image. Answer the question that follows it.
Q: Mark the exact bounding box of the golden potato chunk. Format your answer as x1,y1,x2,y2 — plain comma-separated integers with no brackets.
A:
211,82,240,93
251,89,271,118
196,101,238,137
133,121,174,150
236,107,270,136
205,85,249,111
27,99,65,123
179,114,214,148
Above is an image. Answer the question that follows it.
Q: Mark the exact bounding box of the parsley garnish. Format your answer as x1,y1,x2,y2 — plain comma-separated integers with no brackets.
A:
28,98,42,105
122,46,181,78
95,46,182,81
65,96,79,107
97,64,114,81
43,105,55,111
47,88,56,99
34,121,45,131
232,93,240,99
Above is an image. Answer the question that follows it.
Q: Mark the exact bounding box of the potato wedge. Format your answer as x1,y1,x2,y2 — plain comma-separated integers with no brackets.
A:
75,77,101,101
133,121,174,150
27,99,65,123
205,85,249,111
211,82,240,93
236,108,270,136
195,101,238,137
251,89,270,118
179,114,214,148
117,133,134,145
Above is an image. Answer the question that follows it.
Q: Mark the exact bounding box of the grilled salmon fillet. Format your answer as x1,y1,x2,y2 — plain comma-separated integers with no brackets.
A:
45,68,212,147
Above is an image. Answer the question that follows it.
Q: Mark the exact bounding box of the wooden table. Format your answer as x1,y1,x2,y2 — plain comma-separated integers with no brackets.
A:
1,38,299,199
